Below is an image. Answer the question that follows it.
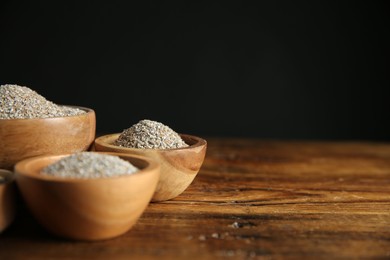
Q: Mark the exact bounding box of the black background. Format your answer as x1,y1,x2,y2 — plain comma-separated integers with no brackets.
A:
1,1,389,140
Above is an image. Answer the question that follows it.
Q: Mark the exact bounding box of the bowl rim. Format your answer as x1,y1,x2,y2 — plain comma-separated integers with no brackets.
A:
0,106,95,122
14,152,159,183
94,133,207,152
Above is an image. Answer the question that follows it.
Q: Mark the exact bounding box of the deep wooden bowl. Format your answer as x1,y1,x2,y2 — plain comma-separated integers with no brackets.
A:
94,134,207,202
0,106,96,170
14,152,160,241
0,169,16,233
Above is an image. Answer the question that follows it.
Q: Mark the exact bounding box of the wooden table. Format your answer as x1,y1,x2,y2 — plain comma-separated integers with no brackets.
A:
1,139,389,259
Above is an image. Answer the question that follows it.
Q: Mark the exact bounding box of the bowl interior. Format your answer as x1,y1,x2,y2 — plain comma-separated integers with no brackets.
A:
15,152,157,182
95,133,206,151
0,106,94,122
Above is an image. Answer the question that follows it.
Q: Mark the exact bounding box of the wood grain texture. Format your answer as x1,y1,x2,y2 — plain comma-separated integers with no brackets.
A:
0,106,96,170
94,134,207,201
14,153,160,241
1,139,389,259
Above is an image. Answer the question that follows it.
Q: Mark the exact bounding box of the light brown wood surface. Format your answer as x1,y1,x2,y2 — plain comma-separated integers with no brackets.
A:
14,153,160,241
0,107,96,170
1,139,389,259
95,134,207,201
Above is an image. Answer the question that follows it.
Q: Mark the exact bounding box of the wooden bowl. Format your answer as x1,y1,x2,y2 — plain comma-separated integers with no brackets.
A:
0,169,16,233
14,152,160,241
0,106,96,170
94,134,207,202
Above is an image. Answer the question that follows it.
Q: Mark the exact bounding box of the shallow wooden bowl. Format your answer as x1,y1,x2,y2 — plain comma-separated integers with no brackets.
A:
0,169,16,233
0,106,96,170
94,134,207,202
14,152,160,241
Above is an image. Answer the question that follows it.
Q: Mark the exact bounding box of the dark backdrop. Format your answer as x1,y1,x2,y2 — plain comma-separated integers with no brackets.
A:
1,1,389,140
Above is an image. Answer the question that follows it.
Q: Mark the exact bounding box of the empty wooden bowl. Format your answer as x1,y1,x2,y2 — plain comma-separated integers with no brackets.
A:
14,152,160,241
94,134,207,202
0,106,96,170
0,169,16,233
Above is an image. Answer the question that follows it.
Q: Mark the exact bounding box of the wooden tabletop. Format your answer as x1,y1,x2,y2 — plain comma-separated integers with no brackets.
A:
1,139,390,259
